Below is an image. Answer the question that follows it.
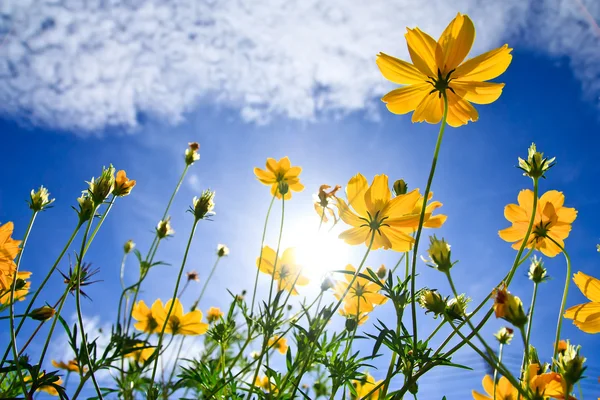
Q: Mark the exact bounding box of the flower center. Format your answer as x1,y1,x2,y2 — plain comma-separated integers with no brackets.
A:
426,68,456,97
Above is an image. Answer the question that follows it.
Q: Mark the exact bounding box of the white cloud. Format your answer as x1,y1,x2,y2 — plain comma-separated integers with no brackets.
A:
0,0,598,132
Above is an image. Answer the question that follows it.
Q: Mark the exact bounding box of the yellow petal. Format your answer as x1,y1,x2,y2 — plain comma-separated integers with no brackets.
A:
265,158,278,174
564,302,600,321
383,189,421,218
538,237,563,257
573,271,600,302
412,91,444,124
257,246,276,274
346,173,369,217
481,375,494,397
279,156,291,172
382,84,430,115
446,90,478,127
380,226,415,252
365,175,391,215
498,226,525,242
451,81,505,104
453,44,513,82
376,52,427,84
573,312,600,333
472,390,491,400
540,190,565,209
339,226,371,246
424,214,447,228
405,27,439,77
280,247,297,266
336,198,365,227
371,229,393,250
504,204,528,223
517,190,535,212
436,13,475,73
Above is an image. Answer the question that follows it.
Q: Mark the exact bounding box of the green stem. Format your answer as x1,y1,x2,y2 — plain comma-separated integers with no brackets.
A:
250,194,276,314
409,92,449,352
549,237,571,366
8,211,37,397
389,252,406,276
266,198,286,308
83,195,115,253
425,320,446,344
380,300,404,396
493,343,504,400
193,257,221,309
148,218,200,393
521,282,538,379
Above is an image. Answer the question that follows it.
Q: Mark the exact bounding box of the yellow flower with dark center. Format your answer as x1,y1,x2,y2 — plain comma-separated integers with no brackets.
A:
253,157,304,200
126,343,154,364
207,306,223,323
334,265,387,316
113,170,136,196
376,13,512,127
352,373,383,399
152,298,209,336
52,359,86,373
336,173,446,252
499,190,577,257
0,222,21,291
0,271,31,305
472,375,517,400
268,335,288,354
314,184,341,223
564,271,600,333
256,246,309,295
132,300,159,334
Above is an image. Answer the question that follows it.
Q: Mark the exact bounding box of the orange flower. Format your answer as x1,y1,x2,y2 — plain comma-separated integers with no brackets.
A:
113,170,136,196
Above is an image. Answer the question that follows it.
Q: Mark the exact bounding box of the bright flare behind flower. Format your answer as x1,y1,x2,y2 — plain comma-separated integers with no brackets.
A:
253,157,304,200
256,246,309,295
336,173,446,252
376,13,512,127
153,298,208,336
564,271,600,333
499,190,577,257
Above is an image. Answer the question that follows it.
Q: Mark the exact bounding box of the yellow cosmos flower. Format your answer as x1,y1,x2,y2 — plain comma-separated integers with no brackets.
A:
25,374,63,396
268,335,288,355
256,246,309,295
314,184,341,223
352,373,383,399
207,306,224,323
51,359,86,373
253,157,304,200
376,13,512,127
254,376,277,393
153,298,209,336
0,222,21,291
132,300,159,334
0,271,31,305
527,363,569,399
499,190,577,257
472,375,517,400
564,271,600,333
113,170,136,196
340,309,370,326
126,343,154,364
334,265,387,315
336,173,446,252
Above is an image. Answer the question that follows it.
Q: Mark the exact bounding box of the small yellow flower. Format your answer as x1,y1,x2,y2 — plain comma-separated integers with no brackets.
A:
0,271,31,305
253,157,304,200
256,246,309,295
472,375,517,400
52,359,86,373
25,374,64,396
527,363,568,399
336,173,446,252
334,265,387,316
376,13,512,127
113,170,136,196
268,335,288,355
499,190,577,257
564,271,600,333
492,285,527,328
126,343,154,364
153,298,209,336
314,184,341,223
352,373,383,399
0,222,21,291
254,376,277,393
206,306,223,323
132,300,159,334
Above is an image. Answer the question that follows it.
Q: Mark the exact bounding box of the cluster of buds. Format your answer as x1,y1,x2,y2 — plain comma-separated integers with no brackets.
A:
494,327,514,345
528,255,548,284
392,179,408,196
88,165,116,206
492,285,527,328
185,142,200,165
217,244,229,257
518,143,555,179
554,340,586,388
422,235,455,273
190,190,215,220
156,218,175,239
29,186,55,212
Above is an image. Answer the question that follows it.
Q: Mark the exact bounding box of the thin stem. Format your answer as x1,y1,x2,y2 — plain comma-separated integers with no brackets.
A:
409,92,449,352
148,218,200,392
494,343,504,400
8,211,37,397
425,320,446,344
521,282,539,379
193,256,221,309
389,252,406,276
83,196,116,253
549,237,572,365
250,194,276,313
380,300,403,396
266,198,286,308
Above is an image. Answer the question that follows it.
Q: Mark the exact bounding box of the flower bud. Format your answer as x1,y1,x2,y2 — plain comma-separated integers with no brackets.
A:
518,143,555,179
392,179,408,196
207,306,224,323
156,218,175,239
124,240,135,254
278,181,289,196
29,186,55,212
445,294,470,321
492,285,528,328
217,244,229,257
419,289,446,317
555,340,586,387
494,327,514,345
185,142,200,165
186,270,199,282
376,265,387,280
422,235,454,273
345,316,357,332
320,277,334,292
408,382,418,395
113,170,136,197
528,255,548,283
75,193,95,223
190,190,215,220
30,306,56,321
88,165,116,205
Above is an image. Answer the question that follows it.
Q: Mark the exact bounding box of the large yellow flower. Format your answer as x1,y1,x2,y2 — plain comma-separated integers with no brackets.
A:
153,298,209,336
564,271,600,334
256,246,309,295
336,173,446,252
499,190,577,257
0,271,31,305
254,157,304,200
472,375,517,400
376,13,512,127
0,222,21,291
334,265,387,315
132,300,159,333
352,373,383,399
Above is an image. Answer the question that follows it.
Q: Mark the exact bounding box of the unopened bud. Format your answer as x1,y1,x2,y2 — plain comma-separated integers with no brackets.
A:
124,240,135,254
320,277,334,292
345,317,357,332
278,181,289,196
30,306,56,321
29,186,55,211
185,142,200,165
190,190,215,220
217,244,229,257
555,341,586,387
492,285,527,328
518,143,555,179
156,218,175,239
419,289,446,317
445,294,470,321
392,179,408,196
376,265,387,280
88,165,116,205
422,235,454,273
494,327,514,345
75,194,95,223
528,255,548,283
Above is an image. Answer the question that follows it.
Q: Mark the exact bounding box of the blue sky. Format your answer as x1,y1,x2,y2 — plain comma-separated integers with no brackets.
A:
1,1,600,398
